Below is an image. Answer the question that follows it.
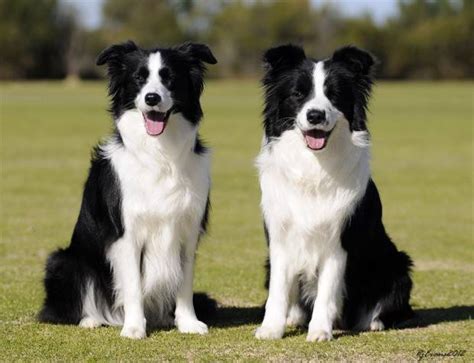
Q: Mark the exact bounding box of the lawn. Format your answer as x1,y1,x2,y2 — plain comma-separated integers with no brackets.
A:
1,80,472,361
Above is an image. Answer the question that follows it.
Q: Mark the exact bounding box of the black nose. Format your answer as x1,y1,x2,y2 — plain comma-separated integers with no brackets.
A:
306,109,326,125
145,93,161,106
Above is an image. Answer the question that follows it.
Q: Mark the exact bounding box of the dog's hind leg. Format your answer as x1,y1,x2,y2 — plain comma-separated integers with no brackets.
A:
286,280,306,327
79,316,102,329
368,304,385,331
78,279,113,329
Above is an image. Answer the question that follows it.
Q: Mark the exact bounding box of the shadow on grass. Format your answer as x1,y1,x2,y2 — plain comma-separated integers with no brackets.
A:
201,304,473,331
402,305,474,328
206,306,263,328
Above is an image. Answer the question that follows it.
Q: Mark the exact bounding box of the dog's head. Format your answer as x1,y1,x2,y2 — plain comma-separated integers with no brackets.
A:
97,41,217,136
262,45,375,151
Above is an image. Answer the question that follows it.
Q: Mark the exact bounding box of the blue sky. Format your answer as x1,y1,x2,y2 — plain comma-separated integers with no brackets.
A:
63,0,398,29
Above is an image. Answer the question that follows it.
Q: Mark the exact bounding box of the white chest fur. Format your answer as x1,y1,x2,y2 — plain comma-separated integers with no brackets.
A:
104,111,210,317
256,122,370,273
107,110,210,243
111,146,209,241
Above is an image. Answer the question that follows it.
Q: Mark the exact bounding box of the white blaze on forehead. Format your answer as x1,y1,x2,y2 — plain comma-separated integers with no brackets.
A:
295,60,342,133
135,51,173,113
147,52,162,83
311,61,330,109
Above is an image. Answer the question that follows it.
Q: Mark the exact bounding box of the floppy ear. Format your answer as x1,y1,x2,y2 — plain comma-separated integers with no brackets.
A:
96,40,138,66
332,46,376,138
263,44,306,71
332,46,375,75
175,42,217,64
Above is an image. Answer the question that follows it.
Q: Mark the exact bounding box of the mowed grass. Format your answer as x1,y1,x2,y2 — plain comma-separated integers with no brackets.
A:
0,80,473,361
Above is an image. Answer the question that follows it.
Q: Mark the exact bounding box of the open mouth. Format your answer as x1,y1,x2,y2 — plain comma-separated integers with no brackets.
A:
142,110,171,136
303,129,333,150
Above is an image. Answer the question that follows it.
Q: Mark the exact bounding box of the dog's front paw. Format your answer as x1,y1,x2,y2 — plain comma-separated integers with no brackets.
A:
306,329,332,342
121,319,146,339
255,324,285,340
176,318,208,334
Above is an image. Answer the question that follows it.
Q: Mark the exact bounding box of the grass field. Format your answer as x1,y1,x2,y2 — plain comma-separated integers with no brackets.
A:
1,80,473,361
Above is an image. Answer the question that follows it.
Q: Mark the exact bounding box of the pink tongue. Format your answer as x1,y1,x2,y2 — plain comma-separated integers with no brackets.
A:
144,114,166,136
305,135,326,150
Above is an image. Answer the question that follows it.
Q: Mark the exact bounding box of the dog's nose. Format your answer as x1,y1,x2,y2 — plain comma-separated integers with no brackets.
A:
145,93,161,106
306,109,326,125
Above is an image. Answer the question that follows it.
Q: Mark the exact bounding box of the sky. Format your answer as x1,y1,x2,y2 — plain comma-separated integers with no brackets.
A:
63,0,399,29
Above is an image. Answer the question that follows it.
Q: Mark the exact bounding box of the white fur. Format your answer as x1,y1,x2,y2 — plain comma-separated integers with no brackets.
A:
80,280,123,328
296,62,342,133
136,52,173,113
81,50,211,338
255,61,371,341
351,130,371,148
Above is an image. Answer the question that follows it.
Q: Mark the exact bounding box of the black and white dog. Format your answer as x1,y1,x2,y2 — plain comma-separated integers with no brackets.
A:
255,45,413,342
39,41,217,339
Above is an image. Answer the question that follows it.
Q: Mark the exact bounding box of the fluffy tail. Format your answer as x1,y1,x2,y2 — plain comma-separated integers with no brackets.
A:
193,292,217,320
379,251,414,326
38,248,85,324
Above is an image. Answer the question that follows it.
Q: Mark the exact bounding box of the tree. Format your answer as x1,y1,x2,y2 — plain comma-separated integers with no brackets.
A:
383,0,473,78
208,0,319,77
0,0,75,79
102,0,184,47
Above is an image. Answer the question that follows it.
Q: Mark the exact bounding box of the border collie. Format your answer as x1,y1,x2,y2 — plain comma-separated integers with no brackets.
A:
39,41,217,339
255,45,413,342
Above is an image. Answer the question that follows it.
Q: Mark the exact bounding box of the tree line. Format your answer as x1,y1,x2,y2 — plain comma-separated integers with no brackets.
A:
0,0,472,80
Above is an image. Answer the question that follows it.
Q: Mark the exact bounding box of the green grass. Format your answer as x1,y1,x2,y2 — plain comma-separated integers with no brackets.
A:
1,80,473,361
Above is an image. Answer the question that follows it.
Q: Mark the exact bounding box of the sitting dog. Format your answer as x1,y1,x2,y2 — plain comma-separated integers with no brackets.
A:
39,41,217,339
255,45,413,341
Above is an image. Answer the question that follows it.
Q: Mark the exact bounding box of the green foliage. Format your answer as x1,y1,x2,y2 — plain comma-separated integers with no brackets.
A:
0,0,74,79
208,0,317,76
205,0,473,78
0,80,473,360
102,0,184,47
383,0,474,78
0,0,472,79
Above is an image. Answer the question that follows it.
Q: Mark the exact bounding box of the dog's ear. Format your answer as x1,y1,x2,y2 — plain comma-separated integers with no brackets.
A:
333,46,376,138
96,41,138,66
332,46,375,76
175,43,217,97
263,44,306,71
176,42,217,65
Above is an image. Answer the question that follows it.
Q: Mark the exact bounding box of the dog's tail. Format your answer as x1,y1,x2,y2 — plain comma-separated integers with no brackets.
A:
379,250,414,327
38,248,85,324
193,292,218,320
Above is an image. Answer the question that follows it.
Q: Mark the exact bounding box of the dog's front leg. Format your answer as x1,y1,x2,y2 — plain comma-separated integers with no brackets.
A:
307,245,347,342
108,237,146,339
256,242,294,340
175,236,208,335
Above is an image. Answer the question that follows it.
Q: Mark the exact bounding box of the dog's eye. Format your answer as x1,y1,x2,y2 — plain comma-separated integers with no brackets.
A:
292,90,303,99
325,86,336,100
159,67,171,81
135,74,145,83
